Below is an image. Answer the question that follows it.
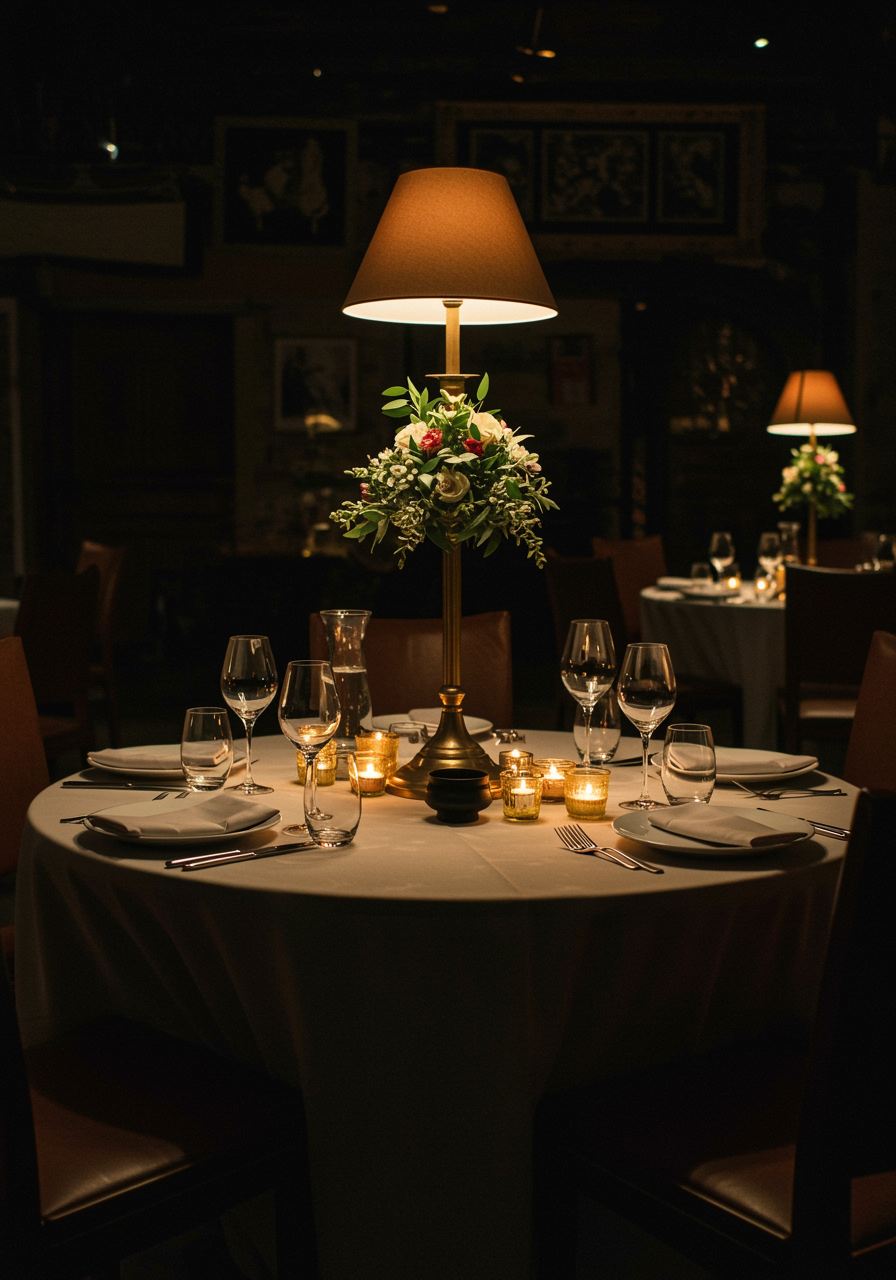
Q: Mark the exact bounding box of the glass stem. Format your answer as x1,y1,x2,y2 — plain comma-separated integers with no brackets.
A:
243,719,255,788
302,748,320,820
582,706,593,765
639,731,652,803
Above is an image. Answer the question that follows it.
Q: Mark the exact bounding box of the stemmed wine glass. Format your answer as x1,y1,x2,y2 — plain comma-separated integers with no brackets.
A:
278,661,342,839
561,620,617,766
220,635,279,795
708,532,735,583
757,531,782,576
616,643,677,810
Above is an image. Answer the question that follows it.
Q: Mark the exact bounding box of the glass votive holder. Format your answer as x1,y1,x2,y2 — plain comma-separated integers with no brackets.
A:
563,766,610,821
501,767,543,821
296,738,337,786
494,729,526,744
532,758,577,801
349,747,387,797
356,730,399,777
724,563,742,590
498,748,534,773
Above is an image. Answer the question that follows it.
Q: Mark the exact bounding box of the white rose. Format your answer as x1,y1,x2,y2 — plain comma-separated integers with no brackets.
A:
470,411,505,447
435,470,471,503
394,423,430,453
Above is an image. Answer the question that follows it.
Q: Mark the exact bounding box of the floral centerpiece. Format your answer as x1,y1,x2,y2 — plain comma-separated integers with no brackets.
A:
772,443,853,519
330,375,556,566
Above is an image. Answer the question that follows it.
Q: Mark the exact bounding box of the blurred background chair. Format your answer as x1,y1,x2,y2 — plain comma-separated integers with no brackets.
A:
591,536,668,642
310,610,513,728
0,636,50,981
76,540,127,748
843,630,896,790
534,788,896,1279
783,566,896,753
14,567,100,769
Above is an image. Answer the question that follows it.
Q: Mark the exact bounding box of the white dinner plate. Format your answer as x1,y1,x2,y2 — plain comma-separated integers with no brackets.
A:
675,584,742,601
612,807,814,858
647,750,819,786
407,708,493,736
87,745,247,780
83,795,281,846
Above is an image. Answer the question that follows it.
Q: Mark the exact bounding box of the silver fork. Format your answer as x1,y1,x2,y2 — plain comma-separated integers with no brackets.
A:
556,825,663,874
732,779,845,801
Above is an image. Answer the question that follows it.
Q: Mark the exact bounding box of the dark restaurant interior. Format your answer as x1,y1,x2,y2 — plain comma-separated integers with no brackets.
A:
2,2,895,1278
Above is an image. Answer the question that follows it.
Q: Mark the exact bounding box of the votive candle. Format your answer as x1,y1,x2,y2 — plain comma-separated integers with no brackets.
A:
501,767,543,821
498,748,534,773
356,730,399,777
564,766,610,820
349,752,387,797
296,739,337,785
532,758,577,801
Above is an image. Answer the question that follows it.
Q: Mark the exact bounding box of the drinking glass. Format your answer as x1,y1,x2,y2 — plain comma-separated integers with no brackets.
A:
278,661,348,844
708,532,735,582
616,642,677,810
777,521,800,563
574,688,621,762
561,620,617,766
690,562,713,583
757,531,782,576
661,724,715,805
181,708,233,791
220,636,279,795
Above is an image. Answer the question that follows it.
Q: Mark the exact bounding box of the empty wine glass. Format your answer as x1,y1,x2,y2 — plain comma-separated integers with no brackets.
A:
708,532,735,582
220,636,278,795
561,620,617,766
757,531,782,575
278,661,346,843
616,643,677,810
573,689,621,762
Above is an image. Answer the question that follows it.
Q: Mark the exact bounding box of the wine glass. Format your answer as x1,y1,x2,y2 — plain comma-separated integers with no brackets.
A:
616,643,677,810
220,635,279,795
708,532,735,583
278,660,343,841
561,620,616,765
757,531,782,575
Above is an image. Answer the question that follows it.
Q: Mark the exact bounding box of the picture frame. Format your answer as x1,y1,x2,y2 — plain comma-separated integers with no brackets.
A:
274,338,357,434
436,103,764,260
215,117,356,250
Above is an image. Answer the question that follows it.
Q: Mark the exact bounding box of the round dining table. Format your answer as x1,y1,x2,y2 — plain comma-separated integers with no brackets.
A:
641,581,785,750
15,731,854,1280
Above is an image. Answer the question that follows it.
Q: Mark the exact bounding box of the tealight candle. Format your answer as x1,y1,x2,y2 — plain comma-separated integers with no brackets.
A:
725,563,742,590
500,767,543,821
498,748,534,773
349,752,387,797
296,739,337,785
564,766,610,821
356,730,399,778
532,758,577,801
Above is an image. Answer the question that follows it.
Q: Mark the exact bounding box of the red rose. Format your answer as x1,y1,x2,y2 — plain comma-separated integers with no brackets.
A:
464,437,483,457
360,482,370,497
420,429,443,453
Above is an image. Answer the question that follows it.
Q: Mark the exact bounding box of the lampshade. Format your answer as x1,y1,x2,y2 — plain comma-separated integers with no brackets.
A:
343,167,557,325
767,370,856,437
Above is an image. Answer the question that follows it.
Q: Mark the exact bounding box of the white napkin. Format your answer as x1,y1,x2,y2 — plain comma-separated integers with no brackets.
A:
648,807,806,848
714,750,816,776
91,744,242,772
666,745,714,775
89,794,278,839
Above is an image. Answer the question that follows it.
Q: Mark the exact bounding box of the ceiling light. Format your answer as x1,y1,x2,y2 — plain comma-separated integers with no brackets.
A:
427,4,448,11
535,49,555,58
313,67,322,76
511,73,525,82
754,37,769,48
516,45,533,55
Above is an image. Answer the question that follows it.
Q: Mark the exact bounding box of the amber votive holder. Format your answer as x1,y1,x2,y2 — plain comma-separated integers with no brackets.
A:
501,767,543,821
296,739,337,786
349,747,387,797
356,730,399,778
563,766,610,820
498,748,534,773
532,758,577,802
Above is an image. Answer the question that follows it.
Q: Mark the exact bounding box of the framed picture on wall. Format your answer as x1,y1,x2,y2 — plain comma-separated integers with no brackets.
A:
215,117,355,249
274,338,357,434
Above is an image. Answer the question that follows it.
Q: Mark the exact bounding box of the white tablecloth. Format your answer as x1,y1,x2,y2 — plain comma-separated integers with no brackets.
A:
641,584,785,749
16,732,851,1280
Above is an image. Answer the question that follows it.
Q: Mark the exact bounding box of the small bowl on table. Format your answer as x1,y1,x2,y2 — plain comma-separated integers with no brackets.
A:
424,769,494,825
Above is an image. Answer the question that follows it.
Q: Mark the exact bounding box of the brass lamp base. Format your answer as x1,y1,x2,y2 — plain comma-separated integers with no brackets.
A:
386,686,502,800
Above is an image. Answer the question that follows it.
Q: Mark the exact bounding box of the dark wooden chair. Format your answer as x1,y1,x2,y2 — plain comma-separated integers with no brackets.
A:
544,552,744,742
783,566,896,753
76,540,127,748
0,978,317,1279
534,788,896,1279
14,568,100,767
843,630,896,790
310,610,514,728
591,535,668,642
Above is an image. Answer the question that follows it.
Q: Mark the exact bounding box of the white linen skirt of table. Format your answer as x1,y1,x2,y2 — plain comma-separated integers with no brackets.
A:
640,587,786,749
15,733,851,1280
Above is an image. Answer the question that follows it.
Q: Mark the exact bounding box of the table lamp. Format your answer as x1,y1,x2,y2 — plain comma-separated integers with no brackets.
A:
343,167,557,797
767,370,856,565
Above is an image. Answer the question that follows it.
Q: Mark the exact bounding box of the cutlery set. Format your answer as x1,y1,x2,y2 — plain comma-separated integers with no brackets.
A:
166,841,315,871
556,824,663,873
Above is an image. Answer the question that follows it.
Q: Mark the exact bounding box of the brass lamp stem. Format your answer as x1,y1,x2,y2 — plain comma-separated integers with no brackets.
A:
807,422,818,566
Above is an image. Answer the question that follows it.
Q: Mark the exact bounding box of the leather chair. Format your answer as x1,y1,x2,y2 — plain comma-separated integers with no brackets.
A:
843,631,896,790
534,789,896,1279
76,540,127,748
14,568,99,768
0,637,51,979
591,535,668,642
783,566,896,753
0,981,317,1279
310,610,513,728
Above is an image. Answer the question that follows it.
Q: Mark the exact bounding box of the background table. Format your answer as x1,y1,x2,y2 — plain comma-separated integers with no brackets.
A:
16,732,851,1280
641,584,785,749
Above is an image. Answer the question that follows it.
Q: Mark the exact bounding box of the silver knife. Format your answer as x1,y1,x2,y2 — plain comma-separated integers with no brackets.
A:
63,781,186,791
757,808,850,840
167,841,315,870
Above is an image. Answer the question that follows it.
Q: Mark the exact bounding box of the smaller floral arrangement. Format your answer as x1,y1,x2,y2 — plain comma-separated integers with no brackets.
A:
773,443,853,519
331,374,557,567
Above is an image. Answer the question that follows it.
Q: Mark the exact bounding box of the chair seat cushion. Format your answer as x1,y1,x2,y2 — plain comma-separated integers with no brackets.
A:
26,1017,302,1228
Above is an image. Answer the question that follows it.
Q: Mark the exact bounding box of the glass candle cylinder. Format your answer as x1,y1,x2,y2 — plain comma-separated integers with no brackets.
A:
296,738,338,786
349,748,387,797
501,767,543,821
356,730,399,778
725,563,742,590
532,758,577,801
564,766,610,820
498,748,534,773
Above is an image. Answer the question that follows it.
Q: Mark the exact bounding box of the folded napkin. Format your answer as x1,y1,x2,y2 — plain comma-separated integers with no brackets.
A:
666,745,715,775
713,750,816,776
91,744,241,772
648,807,806,848
89,795,278,839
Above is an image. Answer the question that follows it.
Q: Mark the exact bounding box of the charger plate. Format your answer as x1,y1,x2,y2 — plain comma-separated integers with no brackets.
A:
87,745,246,780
